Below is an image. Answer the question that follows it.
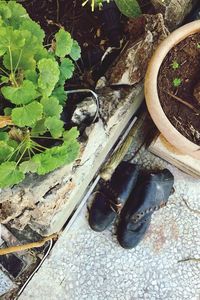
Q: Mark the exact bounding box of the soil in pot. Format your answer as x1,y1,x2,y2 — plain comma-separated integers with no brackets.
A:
158,32,200,146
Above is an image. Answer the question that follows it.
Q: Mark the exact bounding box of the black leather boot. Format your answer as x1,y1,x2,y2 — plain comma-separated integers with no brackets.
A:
117,169,174,249
88,161,139,232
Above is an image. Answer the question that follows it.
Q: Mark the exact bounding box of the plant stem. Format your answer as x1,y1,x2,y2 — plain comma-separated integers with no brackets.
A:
32,141,48,150
0,67,9,76
32,146,43,153
8,46,13,74
30,148,36,156
14,49,23,74
16,146,27,165
27,148,31,160
8,46,18,87
31,135,63,141
6,140,25,162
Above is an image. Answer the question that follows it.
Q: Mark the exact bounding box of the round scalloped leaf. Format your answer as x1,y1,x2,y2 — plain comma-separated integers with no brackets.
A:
4,107,12,116
114,0,141,18
3,49,36,71
0,27,25,55
1,80,37,105
38,58,60,97
52,86,67,105
44,116,64,138
0,3,12,20
55,29,73,58
70,41,81,61
41,96,62,118
32,141,79,175
0,132,9,141
19,160,39,174
63,128,79,143
20,19,45,43
0,141,14,163
62,140,80,165
0,161,25,188
32,152,58,175
7,1,28,28
11,101,43,127
31,118,47,135
60,58,75,80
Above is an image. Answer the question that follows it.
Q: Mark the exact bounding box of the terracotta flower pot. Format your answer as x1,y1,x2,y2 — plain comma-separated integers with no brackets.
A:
145,20,200,159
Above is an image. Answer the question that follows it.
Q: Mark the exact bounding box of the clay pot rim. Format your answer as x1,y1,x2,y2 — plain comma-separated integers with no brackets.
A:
145,20,200,158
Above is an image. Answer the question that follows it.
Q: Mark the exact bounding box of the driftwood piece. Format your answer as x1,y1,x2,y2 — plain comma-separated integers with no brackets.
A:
0,14,169,235
105,14,169,86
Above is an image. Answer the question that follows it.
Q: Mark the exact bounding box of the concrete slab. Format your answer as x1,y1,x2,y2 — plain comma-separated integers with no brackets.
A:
19,147,200,300
0,270,15,297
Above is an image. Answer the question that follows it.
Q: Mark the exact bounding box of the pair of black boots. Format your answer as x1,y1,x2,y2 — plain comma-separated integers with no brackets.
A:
88,162,174,249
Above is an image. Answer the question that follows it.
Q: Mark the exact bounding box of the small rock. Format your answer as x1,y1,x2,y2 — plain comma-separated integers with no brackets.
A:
72,97,97,125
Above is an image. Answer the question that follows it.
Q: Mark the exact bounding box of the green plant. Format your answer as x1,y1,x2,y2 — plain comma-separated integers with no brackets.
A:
82,0,141,18
114,0,141,18
0,1,81,188
171,60,180,70
82,0,110,11
197,43,200,49
173,78,182,87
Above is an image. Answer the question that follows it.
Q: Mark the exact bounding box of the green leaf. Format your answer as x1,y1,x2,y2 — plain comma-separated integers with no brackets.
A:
11,101,43,127
19,160,39,173
0,3,11,20
31,119,47,135
0,75,9,83
0,141,14,163
7,1,29,28
55,29,73,58
63,128,79,143
0,132,8,141
114,0,141,18
60,58,74,80
41,96,63,118
52,86,67,105
24,70,38,84
38,58,60,97
19,19,45,44
70,40,81,61
1,80,37,105
0,161,25,188
44,116,64,138
4,107,12,116
0,27,25,55
32,141,79,175
3,49,36,71
7,139,18,149
32,152,58,175
34,47,50,62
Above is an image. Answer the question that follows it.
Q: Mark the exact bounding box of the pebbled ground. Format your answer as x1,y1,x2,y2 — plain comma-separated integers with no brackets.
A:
19,144,200,300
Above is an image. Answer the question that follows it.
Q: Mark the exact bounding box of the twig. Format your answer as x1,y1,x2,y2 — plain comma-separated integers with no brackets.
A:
0,233,58,255
182,198,200,215
178,257,200,263
163,90,200,115
56,0,60,22
100,113,147,181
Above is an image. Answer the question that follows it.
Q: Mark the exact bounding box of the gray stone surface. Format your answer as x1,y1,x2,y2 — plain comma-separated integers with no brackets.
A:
151,0,198,31
19,145,200,300
0,270,15,297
